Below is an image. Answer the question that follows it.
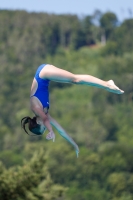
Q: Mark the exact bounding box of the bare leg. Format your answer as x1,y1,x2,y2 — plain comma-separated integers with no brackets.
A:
74,75,124,94
40,65,124,94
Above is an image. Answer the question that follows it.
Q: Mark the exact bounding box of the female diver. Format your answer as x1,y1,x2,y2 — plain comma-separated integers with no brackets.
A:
21,64,124,157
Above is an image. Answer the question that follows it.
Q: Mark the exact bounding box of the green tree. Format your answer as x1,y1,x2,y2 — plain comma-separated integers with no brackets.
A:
111,19,133,54
100,12,118,40
0,149,66,200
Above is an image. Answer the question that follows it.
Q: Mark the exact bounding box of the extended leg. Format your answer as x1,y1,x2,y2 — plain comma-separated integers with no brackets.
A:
41,65,124,94
73,75,124,94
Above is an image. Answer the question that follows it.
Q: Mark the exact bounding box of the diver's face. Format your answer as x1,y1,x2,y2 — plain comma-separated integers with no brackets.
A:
31,125,46,135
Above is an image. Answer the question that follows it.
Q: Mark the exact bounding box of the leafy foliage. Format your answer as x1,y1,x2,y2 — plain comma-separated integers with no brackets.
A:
0,149,66,200
0,9,133,200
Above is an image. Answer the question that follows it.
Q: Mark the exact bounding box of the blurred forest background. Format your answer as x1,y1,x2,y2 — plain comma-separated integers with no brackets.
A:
0,9,133,200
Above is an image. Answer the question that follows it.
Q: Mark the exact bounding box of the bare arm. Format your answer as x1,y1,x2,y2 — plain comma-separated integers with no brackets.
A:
32,106,55,140
48,114,79,157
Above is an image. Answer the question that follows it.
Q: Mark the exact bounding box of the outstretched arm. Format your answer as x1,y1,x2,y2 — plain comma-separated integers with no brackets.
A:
48,114,79,157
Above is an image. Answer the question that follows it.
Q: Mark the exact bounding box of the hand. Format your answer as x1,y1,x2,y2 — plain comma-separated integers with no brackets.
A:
46,131,55,142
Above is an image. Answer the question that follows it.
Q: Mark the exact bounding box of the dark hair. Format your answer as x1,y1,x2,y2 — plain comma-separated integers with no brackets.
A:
21,116,40,136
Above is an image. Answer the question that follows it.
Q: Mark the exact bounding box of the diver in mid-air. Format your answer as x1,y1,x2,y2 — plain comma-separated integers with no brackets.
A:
21,63,124,156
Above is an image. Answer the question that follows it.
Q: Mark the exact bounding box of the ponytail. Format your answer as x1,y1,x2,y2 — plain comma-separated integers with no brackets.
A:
21,116,39,136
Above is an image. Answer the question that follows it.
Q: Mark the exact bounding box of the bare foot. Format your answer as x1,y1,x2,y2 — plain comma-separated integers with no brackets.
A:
46,131,55,142
106,80,124,94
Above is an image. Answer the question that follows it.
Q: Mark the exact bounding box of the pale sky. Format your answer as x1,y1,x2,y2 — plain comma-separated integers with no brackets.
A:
0,0,133,22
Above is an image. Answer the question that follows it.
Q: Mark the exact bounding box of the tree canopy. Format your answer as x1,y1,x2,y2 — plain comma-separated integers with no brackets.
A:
0,9,133,200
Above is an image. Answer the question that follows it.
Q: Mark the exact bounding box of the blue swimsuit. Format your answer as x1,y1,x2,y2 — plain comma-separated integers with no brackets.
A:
31,64,50,109
31,65,79,156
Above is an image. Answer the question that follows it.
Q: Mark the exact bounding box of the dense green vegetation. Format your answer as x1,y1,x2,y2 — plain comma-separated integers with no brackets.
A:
0,9,133,200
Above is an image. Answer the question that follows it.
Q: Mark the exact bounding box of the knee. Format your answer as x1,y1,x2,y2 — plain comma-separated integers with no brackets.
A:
71,76,80,84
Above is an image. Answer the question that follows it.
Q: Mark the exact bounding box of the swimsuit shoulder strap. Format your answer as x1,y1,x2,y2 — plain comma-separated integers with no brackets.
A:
35,64,46,79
